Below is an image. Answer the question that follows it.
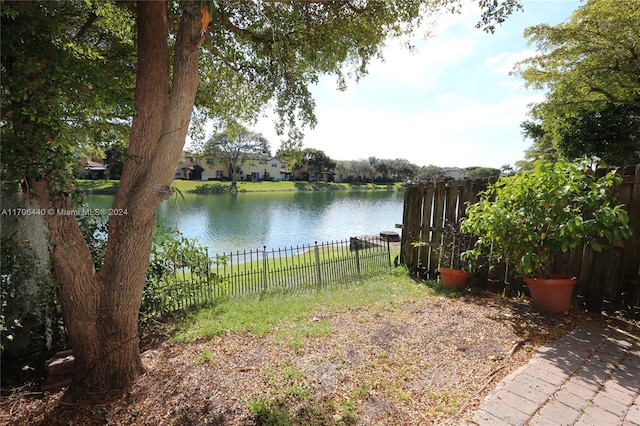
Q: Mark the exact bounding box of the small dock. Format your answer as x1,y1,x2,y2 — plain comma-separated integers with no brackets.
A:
349,231,401,251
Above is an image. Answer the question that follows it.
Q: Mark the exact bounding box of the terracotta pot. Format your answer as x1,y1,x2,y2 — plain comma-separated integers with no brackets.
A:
439,267,470,290
524,276,577,312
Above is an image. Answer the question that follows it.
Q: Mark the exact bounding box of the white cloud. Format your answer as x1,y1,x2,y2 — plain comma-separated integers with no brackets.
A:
363,38,475,88
273,91,544,168
485,49,538,75
484,52,511,67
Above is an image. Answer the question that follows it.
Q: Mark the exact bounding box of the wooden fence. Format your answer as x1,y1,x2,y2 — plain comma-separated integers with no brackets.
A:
399,165,640,316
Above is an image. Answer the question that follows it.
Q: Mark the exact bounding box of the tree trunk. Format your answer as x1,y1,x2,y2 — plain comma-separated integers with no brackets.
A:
37,1,204,400
30,180,103,396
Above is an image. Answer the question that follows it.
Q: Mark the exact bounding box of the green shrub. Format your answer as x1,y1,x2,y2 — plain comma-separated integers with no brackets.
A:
461,160,633,278
141,226,212,317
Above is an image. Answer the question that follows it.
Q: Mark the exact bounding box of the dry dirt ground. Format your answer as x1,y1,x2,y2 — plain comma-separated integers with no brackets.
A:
1,287,630,426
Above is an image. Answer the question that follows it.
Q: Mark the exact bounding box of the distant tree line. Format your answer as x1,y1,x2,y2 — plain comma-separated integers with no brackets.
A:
195,126,507,183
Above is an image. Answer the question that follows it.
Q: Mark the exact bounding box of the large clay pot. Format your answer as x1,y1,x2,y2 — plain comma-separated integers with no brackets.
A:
439,267,470,290
524,276,577,312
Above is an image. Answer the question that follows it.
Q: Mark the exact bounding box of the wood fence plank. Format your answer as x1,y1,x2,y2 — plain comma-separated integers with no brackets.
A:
400,185,420,268
410,185,425,271
459,180,474,219
419,184,436,277
445,181,459,225
430,183,446,272
399,185,413,265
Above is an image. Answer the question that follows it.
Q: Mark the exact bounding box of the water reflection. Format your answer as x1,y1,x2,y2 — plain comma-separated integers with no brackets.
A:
86,191,403,253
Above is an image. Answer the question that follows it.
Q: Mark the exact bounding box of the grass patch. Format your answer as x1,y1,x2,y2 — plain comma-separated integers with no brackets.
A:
250,356,362,425
395,388,411,402
76,179,120,194
142,242,396,320
181,180,401,193
275,319,334,351
78,179,402,195
173,267,429,342
195,349,215,364
426,388,466,414
247,398,293,426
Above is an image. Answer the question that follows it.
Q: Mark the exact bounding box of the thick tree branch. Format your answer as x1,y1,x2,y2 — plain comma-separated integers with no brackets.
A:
75,12,98,39
589,87,640,107
208,44,243,71
216,9,270,45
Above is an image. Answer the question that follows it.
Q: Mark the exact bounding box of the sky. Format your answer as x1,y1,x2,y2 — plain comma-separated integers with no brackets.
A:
250,0,583,169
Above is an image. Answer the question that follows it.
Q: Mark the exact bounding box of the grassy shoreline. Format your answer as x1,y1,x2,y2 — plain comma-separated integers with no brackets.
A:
78,179,403,195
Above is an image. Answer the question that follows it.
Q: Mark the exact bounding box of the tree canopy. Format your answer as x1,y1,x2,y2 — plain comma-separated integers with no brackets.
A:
515,0,640,112
1,1,135,191
292,148,337,181
204,127,271,188
514,0,640,166
193,0,524,135
521,103,640,166
466,167,501,179
194,0,437,134
555,103,640,164
415,164,445,182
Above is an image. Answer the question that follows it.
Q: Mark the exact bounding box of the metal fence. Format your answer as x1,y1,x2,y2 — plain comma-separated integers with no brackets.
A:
141,236,392,319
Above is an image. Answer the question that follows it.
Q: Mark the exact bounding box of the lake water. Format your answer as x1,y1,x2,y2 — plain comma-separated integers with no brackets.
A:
86,191,404,253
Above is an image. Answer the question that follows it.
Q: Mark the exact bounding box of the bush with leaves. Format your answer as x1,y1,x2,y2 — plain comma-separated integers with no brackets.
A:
461,160,633,278
142,227,213,318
